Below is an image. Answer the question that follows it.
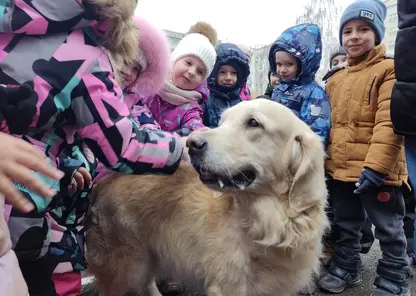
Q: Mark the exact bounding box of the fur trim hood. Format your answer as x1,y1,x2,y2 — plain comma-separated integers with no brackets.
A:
131,16,171,98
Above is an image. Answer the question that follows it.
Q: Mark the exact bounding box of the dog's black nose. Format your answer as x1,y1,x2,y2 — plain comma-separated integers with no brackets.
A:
187,136,208,155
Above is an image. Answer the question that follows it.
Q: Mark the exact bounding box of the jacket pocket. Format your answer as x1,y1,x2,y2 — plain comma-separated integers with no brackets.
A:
364,75,377,105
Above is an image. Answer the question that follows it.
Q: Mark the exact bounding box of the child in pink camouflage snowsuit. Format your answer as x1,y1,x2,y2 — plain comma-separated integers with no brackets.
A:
0,1,184,295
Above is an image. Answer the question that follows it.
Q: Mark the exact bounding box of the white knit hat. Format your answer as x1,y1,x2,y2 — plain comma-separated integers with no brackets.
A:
171,33,217,79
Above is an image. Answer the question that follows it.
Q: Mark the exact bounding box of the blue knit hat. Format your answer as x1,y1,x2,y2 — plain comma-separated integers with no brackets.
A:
339,0,387,45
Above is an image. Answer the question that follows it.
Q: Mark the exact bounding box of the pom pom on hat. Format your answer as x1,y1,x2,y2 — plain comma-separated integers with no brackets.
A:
187,22,218,46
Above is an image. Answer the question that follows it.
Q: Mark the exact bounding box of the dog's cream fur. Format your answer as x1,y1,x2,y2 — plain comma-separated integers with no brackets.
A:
85,99,329,296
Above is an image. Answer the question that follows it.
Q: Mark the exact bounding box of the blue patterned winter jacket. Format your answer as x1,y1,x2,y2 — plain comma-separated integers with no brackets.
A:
269,24,330,146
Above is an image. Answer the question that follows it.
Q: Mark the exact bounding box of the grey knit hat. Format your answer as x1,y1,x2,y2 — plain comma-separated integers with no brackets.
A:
339,0,387,45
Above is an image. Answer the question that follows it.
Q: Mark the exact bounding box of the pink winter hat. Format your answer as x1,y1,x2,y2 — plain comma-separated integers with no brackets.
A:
131,16,171,97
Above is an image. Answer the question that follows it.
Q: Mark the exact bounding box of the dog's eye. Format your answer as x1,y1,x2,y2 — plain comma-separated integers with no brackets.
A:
247,118,260,128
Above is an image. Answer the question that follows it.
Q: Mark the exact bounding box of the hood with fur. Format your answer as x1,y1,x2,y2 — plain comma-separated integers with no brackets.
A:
130,16,171,98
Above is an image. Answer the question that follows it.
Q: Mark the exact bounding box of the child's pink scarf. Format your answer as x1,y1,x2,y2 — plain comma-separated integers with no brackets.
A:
158,81,202,105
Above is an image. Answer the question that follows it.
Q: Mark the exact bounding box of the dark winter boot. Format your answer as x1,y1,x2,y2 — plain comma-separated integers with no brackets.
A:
318,264,361,293
372,276,411,296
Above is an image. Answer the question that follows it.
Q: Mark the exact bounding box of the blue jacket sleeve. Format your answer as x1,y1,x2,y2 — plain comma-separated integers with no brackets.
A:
299,86,331,146
270,87,278,101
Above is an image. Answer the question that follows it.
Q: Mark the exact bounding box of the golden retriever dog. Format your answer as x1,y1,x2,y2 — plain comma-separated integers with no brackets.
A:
85,99,329,296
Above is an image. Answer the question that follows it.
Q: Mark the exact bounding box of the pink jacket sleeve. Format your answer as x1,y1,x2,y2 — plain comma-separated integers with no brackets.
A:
180,103,206,131
129,101,161,131
71,66,183,175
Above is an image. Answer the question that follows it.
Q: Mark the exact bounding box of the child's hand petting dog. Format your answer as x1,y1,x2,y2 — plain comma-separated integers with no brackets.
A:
68,167,92,195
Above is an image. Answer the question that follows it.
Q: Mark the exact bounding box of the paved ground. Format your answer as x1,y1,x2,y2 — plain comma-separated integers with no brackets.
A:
81,240,416,296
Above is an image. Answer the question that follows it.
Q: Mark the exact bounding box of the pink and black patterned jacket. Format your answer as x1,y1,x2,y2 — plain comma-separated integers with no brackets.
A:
0,0,183,278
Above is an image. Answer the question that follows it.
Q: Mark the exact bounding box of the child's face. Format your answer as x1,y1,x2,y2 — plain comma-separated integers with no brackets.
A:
342,19,376,59
171,56,206,90
216,65,238,87
121,65,141,88
331,54,347,68
275,51,298,81
269,72,279,87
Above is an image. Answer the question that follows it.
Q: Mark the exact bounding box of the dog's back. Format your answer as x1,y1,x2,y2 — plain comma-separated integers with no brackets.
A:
86,164,237,294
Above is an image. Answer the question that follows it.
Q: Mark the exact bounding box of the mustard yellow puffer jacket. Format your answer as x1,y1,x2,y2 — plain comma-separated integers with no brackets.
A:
325,44,407,186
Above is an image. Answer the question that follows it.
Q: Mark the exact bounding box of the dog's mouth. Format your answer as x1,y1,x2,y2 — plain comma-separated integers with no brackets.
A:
196,167,256,190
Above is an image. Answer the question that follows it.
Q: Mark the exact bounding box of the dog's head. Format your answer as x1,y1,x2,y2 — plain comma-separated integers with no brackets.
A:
187,99,326,208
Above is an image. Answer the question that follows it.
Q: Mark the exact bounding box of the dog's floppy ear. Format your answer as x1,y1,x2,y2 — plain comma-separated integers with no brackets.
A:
288,131,327,215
